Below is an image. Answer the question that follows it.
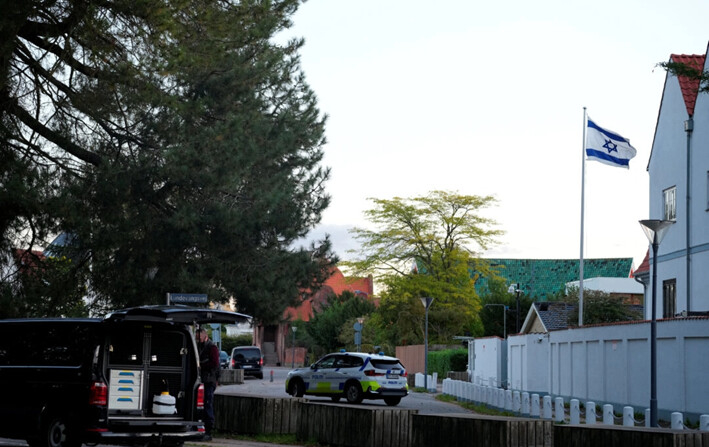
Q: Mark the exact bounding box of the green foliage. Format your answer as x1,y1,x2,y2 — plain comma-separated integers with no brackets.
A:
221,334,254,355
427,348,468,377
2,0,335,320
305,291,376,354
479,276,534,337
559,288,643,326
658,61,709,93
345,191,500,346
0,254,88,318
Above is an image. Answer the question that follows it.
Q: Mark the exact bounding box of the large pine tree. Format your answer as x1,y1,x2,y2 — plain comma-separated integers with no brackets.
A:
1,0,335,321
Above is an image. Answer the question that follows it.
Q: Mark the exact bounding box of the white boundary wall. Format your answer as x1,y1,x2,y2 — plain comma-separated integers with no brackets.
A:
504,318,709,419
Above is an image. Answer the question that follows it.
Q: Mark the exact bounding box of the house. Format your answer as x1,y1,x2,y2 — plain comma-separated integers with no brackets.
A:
647,49,709,318
253,267,374,365
521,301,576,334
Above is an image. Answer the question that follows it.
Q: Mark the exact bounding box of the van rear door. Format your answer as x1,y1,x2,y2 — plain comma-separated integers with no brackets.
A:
105,305,251,325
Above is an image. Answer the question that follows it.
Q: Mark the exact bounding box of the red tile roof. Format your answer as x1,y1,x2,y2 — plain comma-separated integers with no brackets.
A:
12,249,46,275
633,250,650,276
670,54,705,116
283,267,375,322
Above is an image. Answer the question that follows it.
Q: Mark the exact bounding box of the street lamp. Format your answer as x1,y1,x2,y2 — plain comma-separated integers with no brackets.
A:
420,297,434,392
507,284,522,333
291,326,298,368
484,304,508,339
639,219,673,428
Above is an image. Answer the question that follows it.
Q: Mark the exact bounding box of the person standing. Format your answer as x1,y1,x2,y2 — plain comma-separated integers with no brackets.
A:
196,327,220,440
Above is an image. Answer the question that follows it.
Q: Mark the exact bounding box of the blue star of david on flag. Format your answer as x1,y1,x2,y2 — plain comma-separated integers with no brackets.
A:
602,140,618,153
585,118,637,168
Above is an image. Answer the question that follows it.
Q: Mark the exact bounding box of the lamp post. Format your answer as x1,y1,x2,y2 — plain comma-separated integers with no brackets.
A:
420,297,434,392
484,304,508,339
639,219,673,428
508,284,522,333
291,326,297,368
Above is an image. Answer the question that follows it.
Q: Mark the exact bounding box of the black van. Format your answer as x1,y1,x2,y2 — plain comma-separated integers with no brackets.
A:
0,305,250,447
229,346,263,379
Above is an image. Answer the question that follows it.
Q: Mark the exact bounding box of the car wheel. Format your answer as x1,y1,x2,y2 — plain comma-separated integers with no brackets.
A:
331,396,341,403
289,379,305,397
384,397,401,406
36,415,80,447
345,382,363,404
257,372,264,380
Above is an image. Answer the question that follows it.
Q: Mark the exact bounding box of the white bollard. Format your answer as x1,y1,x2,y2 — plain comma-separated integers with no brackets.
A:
603,404,614,425
671,412,683,430
498,388,505,409
505,390,513,411
570,399,580,425
513,391,521,413
531,394,540,418
521,392,530,416
554,397,565,423
623,406,634,427
586,402,596,425
586,402,598,425
645,408,651,428
543,395,552,419
431,373,438,392
415,373,424,388
700,414,709,431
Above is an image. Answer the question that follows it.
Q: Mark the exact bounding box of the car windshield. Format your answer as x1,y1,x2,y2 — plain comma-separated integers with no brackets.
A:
370,359,405,370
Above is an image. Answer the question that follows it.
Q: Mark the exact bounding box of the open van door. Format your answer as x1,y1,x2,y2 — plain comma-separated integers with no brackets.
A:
105,304,252,325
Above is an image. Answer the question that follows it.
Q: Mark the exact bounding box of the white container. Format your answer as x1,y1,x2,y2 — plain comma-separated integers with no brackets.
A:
152,392,176,415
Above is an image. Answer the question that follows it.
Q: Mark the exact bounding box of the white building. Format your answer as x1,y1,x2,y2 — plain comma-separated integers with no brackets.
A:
646,48,709,318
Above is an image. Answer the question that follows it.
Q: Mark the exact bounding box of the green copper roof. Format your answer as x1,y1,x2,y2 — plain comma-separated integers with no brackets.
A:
475,258,633,301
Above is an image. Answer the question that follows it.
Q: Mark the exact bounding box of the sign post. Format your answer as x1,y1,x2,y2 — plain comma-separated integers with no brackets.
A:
166,293,208,305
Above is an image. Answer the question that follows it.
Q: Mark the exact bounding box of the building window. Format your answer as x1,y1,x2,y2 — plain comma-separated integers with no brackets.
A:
663,186,676,221
662,279,676,318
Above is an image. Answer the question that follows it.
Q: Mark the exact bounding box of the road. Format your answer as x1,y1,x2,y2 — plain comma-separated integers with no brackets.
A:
218,366,473,415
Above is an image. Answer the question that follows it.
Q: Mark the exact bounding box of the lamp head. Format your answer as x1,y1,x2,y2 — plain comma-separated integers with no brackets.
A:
639,219,674,245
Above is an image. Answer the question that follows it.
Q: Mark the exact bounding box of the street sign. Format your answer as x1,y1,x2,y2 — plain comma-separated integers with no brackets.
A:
167,293,208,304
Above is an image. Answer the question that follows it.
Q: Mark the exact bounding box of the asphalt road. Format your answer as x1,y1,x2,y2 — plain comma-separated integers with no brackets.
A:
218,366,473,415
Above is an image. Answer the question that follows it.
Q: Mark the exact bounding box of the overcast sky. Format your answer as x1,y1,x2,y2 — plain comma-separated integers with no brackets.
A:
284,0,709,270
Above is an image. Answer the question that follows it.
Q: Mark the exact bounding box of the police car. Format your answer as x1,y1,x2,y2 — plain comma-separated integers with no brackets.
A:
285,351,408,406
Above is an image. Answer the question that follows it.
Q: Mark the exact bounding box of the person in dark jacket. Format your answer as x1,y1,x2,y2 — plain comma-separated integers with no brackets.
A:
196,327,220,440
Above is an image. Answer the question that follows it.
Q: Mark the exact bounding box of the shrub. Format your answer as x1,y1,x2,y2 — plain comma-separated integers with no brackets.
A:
428,348,468,377
221,334,253,354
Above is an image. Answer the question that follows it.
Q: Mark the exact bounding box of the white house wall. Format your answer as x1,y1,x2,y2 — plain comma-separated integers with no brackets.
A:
506,318,709,419
649,51,709,315
687,54,709,312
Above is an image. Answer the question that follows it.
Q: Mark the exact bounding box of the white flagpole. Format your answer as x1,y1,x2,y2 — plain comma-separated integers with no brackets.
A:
579,107,587,326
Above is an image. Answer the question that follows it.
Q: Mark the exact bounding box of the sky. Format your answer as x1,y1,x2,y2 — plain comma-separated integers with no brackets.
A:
284,0,709,270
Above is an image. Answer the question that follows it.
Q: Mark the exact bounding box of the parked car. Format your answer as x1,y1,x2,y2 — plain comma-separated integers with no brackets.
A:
220,350,229,369
230,346,263,379
0,305,250,447
285,351,408,406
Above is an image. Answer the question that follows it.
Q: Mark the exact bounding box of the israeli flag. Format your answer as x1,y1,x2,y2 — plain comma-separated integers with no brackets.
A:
586,118,637,169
